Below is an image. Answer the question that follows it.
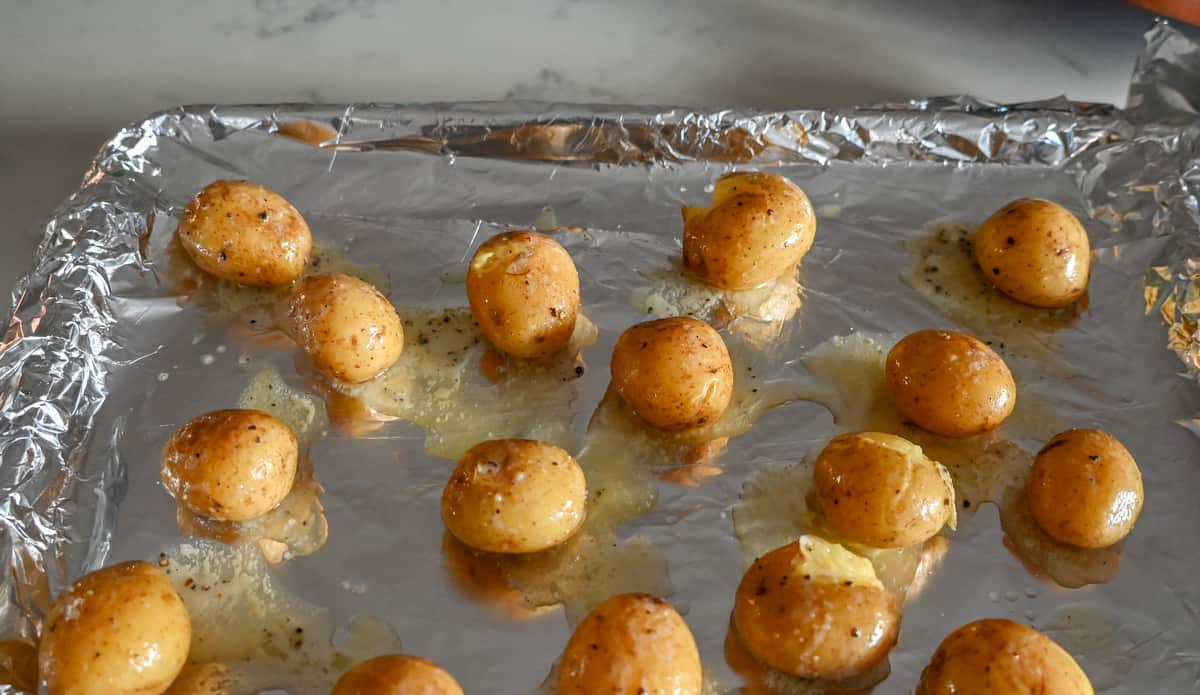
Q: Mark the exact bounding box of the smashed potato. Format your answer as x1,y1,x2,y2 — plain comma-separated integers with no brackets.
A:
733,536,899,680
814,432,956,548
176,179,312,287
467,231,581,359
682,172,816,290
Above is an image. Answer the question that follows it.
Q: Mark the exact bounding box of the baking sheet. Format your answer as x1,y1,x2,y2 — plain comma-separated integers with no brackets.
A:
3,19,1200,695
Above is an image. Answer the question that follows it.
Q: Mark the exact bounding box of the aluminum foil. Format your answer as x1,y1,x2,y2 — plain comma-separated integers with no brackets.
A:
4,19,1200,695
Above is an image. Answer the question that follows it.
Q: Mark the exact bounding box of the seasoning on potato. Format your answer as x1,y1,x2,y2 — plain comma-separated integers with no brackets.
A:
176,179,312,287
466,230,580,359
441,439,587,554
1027,429,1143,549
733,536,899,680
332,654,464,695
288,273,404,383
556,592,702,695
682,172,817,290
885,329,1016,438
917,619,1093,694
974,198,1091,308
162,409,299,522
38,561,191,695
611,317,734,431
813,432,956,548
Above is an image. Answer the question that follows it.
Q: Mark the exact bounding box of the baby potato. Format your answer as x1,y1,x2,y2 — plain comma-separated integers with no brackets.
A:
288,273,404,383
974,198,1091,308
442,439,587,554
1028,429,1143,549
176,180,312,287
557,592,702,695
611,317,734,431
886,329,1016,438
682,172,817,290
733,536,899,680
813,432,956,548
332,655,464,695
466,231,580,359
917,619,1092,694
161,409,298,522
39,561,191,695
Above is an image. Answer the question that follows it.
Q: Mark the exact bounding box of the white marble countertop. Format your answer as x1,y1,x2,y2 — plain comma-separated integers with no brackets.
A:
0,0,1162,317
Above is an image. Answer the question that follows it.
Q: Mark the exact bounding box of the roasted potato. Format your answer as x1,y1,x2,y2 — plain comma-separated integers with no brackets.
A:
917,619,1092,694
1028,429,1143,548
39,561,191,695
885,329,1016,438
467,231,580,359
611,317,734,431
176,180,312,287
733,536,899,679
442,439,587,554
557,592,702,695
162,409,298,522
682,172,816,290
813,432,955,548
332,654,464,695
288,273,404,383
974,198,1090,308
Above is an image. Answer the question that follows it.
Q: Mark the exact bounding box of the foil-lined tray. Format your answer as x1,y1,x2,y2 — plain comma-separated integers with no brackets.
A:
3,20,1200,695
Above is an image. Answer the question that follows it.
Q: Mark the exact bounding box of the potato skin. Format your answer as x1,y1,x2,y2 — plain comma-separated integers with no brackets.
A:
814,432,954,548
38,561,191,695
974,199,1090,308
332,655,464,695
886,330,1016,438
557,593,702,695
733,541,899,679
288,273,404,383
161,409,298,522
441,439,587,554
917,619,1093,695
611,317,734,431
177,180,312,287
682,172,817,290
1028,429,1143,549
467,231,580,359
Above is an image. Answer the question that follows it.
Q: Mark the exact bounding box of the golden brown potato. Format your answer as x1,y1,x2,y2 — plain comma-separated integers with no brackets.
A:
886,330,1016,438
682,172,817,290
0,640,37,692
813,432,955,548
288,273,404,383
332,654,464,695
176,180,312,287
442,439,587,554
917,619,1092,694
467,231,580,359
1028,429,1143,549
611,317,734,431
38,561,191,695
161,409,298,522
557,592,702,695
733,537,899,680
974,199,1090,308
